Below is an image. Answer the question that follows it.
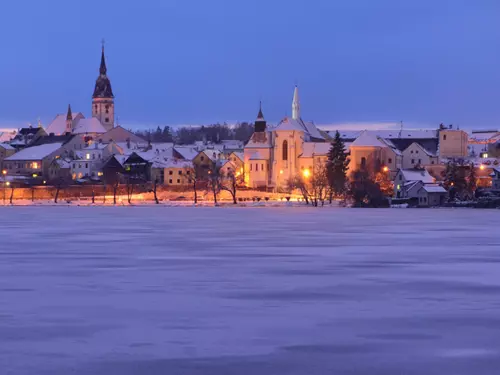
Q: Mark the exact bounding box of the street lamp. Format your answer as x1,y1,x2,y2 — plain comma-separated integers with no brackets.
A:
383,166,389,173
2,170,7,205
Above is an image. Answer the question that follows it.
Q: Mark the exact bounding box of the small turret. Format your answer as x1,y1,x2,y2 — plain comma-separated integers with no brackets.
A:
292,85,300,120
254,101,266,132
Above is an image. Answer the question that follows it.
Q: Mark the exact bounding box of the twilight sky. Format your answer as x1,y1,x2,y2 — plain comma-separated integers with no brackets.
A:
0,0,499,130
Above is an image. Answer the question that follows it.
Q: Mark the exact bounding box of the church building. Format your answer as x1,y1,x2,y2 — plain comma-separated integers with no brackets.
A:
244,86,329,190
46,44,115,136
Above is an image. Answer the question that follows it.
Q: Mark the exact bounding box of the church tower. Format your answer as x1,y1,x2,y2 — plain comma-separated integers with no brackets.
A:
65,104,73,134
92,43,115,131
254,101,267,132
292,85,300,120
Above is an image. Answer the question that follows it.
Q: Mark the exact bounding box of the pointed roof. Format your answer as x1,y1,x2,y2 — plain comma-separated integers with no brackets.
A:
256,101,265,121
66,104,72,121
93,43,114,98
292,85,300,120
351,130,387,147
100,45,107,75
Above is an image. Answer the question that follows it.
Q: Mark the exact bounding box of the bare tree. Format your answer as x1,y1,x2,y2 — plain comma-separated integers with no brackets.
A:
220,171,242,204
54,177,67,203
286,175,310,205
151,178,160,204
186,165,203,204
9,184,14,204
207,164,222,206
310,163,329,207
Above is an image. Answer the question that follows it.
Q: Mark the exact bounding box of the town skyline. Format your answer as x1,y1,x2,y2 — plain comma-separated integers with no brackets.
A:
1,0,499,130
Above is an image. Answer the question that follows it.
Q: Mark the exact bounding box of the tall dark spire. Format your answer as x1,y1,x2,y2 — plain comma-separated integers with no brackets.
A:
66,104,72,120
257,101,265,120
93,41,114,99
99,43,107,76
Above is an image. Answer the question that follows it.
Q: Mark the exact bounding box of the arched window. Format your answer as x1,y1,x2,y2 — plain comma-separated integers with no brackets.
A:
361,157,366,168
282,140,288,161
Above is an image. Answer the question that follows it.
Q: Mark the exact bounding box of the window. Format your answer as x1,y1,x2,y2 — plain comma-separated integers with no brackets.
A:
388,158,392,164
411,150,414,154
178,170,182,175
261,163,264,171
98,154,101,159
256,164,259,171
169,170,173,175
411,159,415,164
177,179,180,183
361,157,366,167
443,134,447,141
73,163,76,168
431,161,435,165
186,170,190,175
32,162,39,169
86,153,90,160
250,164,252,171
105,118,109,123
418,159,421,164
282,140,288,161
200,156,205,162
92,154,95,160
85,163,88,168
79,164,82,168
169,179,173,184
399,175,402,181
416,150,419,154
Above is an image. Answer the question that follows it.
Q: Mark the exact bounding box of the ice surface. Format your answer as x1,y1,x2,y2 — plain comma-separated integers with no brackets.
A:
1,207,500,374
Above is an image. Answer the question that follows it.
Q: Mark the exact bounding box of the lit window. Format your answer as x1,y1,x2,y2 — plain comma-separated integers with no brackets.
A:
86,153,90,160
32,162,39,169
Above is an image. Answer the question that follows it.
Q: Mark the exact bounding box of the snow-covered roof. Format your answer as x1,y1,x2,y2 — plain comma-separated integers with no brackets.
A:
53,158,71,168
328,129,438,140
351,131,387,147
174,146,199,160
246,131,272,148
0,143,14,150
231,152,244,161
468,143,489,157
0,131,16,143
45,113,84,135
400,169,435,184
275,117,324,140
72,118,107,134
422,185,447,193
201,149,223,162
300,142,331,158
467,130,500,142
5,142,63,161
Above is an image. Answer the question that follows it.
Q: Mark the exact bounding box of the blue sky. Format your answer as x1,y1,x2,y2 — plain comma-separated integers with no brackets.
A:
0,0,499,130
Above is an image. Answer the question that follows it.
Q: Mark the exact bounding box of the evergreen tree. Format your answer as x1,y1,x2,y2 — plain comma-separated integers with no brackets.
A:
162,126,173,142
444,161,467,201
466,162,477,198
326,131,349,202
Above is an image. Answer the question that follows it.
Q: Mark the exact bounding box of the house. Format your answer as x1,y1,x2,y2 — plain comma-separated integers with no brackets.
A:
0,143,16,169
401,142,438,169
394,168,436,199
123,152,151,181
3,143,64,178
491,167,500,190
48,158,72,183
9,126,47,149
95,126,146,144
416,185,447,207
163,159,193,186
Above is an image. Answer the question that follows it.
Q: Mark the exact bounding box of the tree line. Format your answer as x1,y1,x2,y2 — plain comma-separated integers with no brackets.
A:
133,122,254,144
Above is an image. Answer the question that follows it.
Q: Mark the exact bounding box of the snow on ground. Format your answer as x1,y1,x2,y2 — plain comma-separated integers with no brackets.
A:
1,207,500,374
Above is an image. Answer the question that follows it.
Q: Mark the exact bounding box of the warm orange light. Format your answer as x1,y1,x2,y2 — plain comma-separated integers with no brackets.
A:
32,162,39,169
5,182,10,187
303,169,310,178
1,170,6,175
383,166,389,172
480,164,485,170
279,170,284,175
32,173,38,178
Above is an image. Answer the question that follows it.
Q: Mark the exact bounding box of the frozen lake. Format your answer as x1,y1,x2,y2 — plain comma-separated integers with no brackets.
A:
1,207,500,374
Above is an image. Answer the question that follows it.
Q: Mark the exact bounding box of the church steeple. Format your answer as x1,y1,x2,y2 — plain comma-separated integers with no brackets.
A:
92,40,115,131
99,44,107,76
292,85,300,120
254,101,267,132
66,104,73,133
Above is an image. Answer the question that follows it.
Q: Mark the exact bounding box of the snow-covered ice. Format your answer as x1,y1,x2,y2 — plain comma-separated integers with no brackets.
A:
1,207,500,374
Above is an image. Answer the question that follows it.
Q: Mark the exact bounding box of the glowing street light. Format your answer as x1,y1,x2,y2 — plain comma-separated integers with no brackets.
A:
382,166,389,173
480,164,485,170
